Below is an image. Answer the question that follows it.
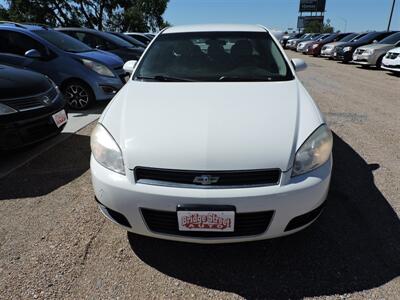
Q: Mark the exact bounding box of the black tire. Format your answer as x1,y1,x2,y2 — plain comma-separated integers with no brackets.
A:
376,55,384,70
62,80,94,110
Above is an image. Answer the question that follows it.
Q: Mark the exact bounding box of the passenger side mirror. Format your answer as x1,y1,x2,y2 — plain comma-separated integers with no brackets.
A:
123,60,137,74
24,49,42,59
291,58,307,72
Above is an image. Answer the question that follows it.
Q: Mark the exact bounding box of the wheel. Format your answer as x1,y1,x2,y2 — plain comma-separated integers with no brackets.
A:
375,55,384,70
62,80,94,110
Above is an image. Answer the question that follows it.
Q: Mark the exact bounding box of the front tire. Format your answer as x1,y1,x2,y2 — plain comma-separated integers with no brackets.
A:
62,80,94,110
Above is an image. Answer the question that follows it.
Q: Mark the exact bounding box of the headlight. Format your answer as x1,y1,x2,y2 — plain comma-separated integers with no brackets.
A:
364,49,374,55
343,46,353,52
312,44,319,49
292,125,333,177
81,59,115,77
0,103,17,115
91,123,125,175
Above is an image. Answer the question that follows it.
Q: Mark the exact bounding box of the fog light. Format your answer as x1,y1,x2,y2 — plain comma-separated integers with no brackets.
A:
101,85,117,94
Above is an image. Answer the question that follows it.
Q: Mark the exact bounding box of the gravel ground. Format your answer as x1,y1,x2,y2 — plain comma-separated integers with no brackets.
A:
0,53,399,299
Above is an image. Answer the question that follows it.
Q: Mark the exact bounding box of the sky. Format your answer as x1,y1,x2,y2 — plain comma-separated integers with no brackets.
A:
163,0,400,32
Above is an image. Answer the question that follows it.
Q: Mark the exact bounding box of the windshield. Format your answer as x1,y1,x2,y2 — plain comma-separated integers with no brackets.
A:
379,32,400,44
134,31,294,82
340,33,357,42
355,32,380,43
102,32,134,48
33,30,92,53
112,33,146,48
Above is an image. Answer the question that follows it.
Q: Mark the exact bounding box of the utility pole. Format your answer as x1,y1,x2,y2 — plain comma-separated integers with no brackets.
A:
387,0,396,31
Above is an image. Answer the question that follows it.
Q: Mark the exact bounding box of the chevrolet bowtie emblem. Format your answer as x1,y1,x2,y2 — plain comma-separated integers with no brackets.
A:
193,175,220,185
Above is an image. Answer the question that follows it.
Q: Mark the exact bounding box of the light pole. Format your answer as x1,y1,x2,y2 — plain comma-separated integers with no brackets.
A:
387,0,396,31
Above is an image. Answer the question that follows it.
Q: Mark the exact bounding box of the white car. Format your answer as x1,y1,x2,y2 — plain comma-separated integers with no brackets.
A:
382,47,400,73
91,24,333,244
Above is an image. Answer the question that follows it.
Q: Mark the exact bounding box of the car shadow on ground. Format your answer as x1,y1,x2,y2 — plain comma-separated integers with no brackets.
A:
128,133,400,299
0,132,91,200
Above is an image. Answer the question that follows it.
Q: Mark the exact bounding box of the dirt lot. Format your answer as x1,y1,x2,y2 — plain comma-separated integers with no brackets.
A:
0,53,399,299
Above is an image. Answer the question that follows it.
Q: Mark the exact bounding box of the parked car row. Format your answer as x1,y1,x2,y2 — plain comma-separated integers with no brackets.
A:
0,21,155,150
0,22,155,111
281,30,400,73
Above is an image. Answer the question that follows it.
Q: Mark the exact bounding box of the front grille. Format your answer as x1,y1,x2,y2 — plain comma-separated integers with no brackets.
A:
141,208,274,237
2,87,58,111
134,167,281,188
386,52,399,60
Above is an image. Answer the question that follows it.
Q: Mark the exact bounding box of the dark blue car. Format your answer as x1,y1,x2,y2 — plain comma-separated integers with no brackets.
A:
0,22,127,109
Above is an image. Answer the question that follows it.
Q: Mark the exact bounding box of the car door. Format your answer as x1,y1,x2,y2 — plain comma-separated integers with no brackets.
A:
0,29,57,78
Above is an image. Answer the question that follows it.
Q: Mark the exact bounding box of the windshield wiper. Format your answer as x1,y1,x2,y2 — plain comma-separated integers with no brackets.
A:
135,75,195,82
218,76,269,82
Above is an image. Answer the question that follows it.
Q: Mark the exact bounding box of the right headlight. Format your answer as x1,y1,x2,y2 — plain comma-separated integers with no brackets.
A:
91,123,125,175
292,125,333,177
0,103,17,115
343,46,353,52
81,59,115,77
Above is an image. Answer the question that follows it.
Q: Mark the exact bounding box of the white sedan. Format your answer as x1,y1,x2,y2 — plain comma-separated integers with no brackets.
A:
90,24,333,243
382,47,400,73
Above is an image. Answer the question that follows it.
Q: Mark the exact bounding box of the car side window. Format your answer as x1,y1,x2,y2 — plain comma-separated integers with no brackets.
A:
0,30,46,56
74,32,115,50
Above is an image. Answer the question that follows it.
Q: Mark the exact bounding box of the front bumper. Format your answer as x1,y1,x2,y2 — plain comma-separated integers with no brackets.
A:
351,53,375,66
320,48,334,57
382,63,400,72
0,96,67,151
89,70,129,102
91,157,332,243
333,50,353,62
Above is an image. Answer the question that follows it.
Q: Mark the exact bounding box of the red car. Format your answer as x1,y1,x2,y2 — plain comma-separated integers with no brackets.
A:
306,33,353,57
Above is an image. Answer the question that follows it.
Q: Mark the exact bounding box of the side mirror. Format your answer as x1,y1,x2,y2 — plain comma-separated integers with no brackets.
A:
123,60,137,74
291,58,307,72
24,49,42,59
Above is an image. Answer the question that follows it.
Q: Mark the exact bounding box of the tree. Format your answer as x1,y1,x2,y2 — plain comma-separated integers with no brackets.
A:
304,20,334,33
2,0,169,32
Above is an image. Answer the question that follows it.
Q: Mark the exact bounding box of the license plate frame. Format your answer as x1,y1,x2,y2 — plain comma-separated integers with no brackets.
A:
177,205,235,232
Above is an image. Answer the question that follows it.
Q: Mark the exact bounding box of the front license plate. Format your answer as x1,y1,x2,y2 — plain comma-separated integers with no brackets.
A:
177,211,235,232
52,110,67,128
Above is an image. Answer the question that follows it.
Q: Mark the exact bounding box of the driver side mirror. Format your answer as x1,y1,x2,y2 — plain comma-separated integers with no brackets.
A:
24,49,42,59
291,58,307,72
123,60,137,74
95,45,106,50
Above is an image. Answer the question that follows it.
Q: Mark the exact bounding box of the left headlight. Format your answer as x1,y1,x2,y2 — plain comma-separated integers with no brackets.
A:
312,44,319,49
364,49,374,55
91,123,125,175
343,46,353,52
81,59,115,77
292,125,333,177
0,103,17,115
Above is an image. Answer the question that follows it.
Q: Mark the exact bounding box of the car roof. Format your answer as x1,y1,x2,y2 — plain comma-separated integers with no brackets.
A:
0,22,49,31
162,24,267,34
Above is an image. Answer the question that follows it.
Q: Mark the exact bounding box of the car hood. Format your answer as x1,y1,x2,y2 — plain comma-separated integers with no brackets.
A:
0,65,51,99
359,44,394,51
324,41,346,48
101,81,324,172
73,50,124,68
387,47,400,54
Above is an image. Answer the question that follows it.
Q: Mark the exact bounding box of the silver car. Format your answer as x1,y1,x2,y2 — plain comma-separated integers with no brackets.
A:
321,33,366,59
297,34,330,53
352,32,400,68
287,33,318,50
